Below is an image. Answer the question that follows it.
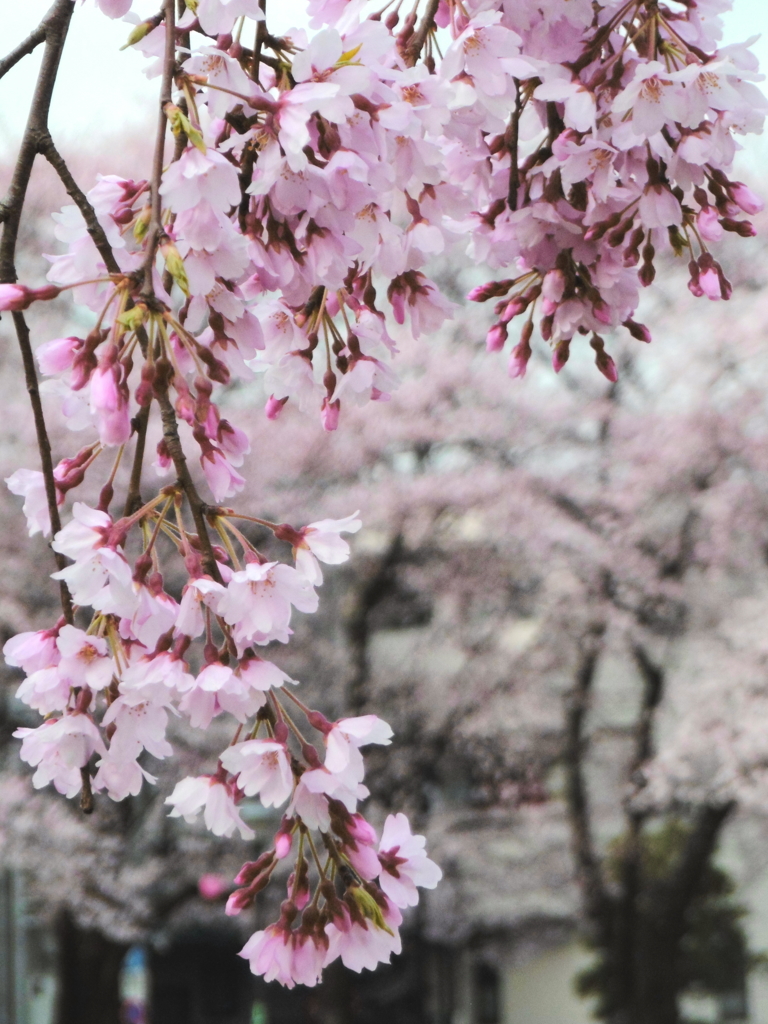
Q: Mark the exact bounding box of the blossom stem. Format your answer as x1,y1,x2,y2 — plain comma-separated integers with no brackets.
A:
222,512,279,530
214,519,242,569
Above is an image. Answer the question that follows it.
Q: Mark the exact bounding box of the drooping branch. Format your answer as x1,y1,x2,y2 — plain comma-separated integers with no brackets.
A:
0,0,75,624
142,0,176,295
38,135,122,275
156,390,223,583
11,312,73,622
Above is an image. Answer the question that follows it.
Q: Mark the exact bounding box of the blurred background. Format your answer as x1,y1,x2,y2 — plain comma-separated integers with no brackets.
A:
2,3,768,1024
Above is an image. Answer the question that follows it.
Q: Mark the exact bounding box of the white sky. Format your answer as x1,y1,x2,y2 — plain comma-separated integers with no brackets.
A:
0,0,766,163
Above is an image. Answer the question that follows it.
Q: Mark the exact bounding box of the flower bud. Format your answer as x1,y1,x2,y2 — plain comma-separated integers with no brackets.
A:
486,322,507,352
590,335,618,383
160,240,190,297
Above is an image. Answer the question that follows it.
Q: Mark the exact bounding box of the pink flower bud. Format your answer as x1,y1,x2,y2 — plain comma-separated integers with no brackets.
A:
0,284,30,311
552,338,571,373
321,398,340,432
623,319,652,344
486,322,507,352
36,336,82,375
697,207,723,242
730,182,763,216
500,298,526,323
265,395,288,420
590,336,618,383
467,279,513,303
508,323,533,379
698,268,721,301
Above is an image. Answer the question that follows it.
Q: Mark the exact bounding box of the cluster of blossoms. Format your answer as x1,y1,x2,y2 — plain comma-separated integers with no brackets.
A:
1,0,764,989
6,496,440,984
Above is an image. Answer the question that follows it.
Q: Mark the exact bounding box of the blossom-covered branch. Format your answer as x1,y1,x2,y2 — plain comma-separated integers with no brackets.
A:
0,0,764,991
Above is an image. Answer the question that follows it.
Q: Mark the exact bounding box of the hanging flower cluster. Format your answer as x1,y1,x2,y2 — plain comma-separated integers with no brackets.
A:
1,0,764,989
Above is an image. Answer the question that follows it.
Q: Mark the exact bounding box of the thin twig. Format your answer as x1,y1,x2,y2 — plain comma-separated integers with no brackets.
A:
0,18,49,81
12,313,73,621
38,134,122,274
156,390,223,583
252,0,268,83
0,0,75,625
123,403,152,516
404,0,440,66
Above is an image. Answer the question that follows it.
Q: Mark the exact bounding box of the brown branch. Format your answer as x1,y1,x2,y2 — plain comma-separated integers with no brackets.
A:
156,390,222,583
507,80,521,211
0,0,74,278
404,0,440,66
630,645,664,772
12,313,74,622
142,0,176,295
563,622,610,930
0,0,75,627
38,135,122,275
252,0,268,83
123,404,152,517
0,18,49,82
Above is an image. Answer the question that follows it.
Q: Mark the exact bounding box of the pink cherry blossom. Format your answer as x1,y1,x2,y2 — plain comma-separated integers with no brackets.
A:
324,715,394,774
14,714,106,798
377,812,442,907
284,512,362,585
6,469,58,537
218,560,318,648
56,624,115,691
239,923,295,987
324,896,403,973
4,629,59,674
166,776,255,839
219,739,294,807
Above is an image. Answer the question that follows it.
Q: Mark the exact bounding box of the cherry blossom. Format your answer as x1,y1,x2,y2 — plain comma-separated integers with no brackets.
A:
377,813,443,907
219,739,294,807
4,0,765,989
166,776,255,840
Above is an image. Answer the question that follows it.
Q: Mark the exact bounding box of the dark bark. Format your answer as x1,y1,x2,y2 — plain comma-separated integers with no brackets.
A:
55,909,128,1024
566,633,737,1024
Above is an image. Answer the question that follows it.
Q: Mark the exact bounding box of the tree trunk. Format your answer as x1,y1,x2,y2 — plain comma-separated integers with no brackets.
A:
55,909,128,1024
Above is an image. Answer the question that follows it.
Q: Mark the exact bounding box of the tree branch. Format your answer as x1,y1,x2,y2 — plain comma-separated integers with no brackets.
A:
142,0,176,295
405,0,440,66
156,391,222,583
123,404,152,517
38,134,122,275
0,19,49,82
0,0,75,625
